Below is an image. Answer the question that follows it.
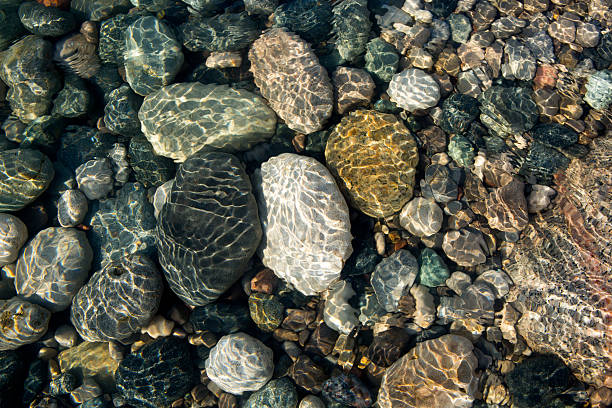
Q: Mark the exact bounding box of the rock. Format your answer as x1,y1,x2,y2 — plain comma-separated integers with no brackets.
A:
205,332,274,395
475,270,512,298
0,35,61,122
399,197,443,237
272,0,331,44
54,22,100,79
503,39,536,81
288,354,327,393
575,22,600,48
254,153,351,295
139,82,276,162
445,271,471,295
250,268,278,295
331,0,371,62
58,341,118,392
129,0,173,12
485,179,529,233
152,179,172,220
299,395,325,408
0,350,22,394
377,334,479,408
249,28,332,134
206,51,242,69
322,374,373,408
418,248,450,288
0,214,27,266
141,315,174,339
440,94,479,134
410,284,435,329
128,137,175,189
584,70,612,111
448,13,471,43
437,281,495,333
421,164,459,203
332,67,375,115
116,337,197,407
57,126,115,172
359,289,386,326
244,377,298,408
49,372,77,396
70,377,102,404
90,182,156,266
548,16,575,44
248,293,284,332
103,84,142,137
371,249,418,312
325,110,418,218
478,86,538,139
70,0,131,21
527,184,555,213
57,190,88,227
76,159,114,201
98,12,144,65
245,0,277,15
448,135,475,168
71,254,162,342
189,303,251,335
0,149,54,212
18,2,75,37
388,68,440,112
364,38,399,83
15,227,92,312
52,75,91,118
124,16,183,96
180,12,260,52
323,280,359,334
157,152,261,306
0,6,25,52
107,143,129,185
22,359,47,405
54,324,79,349
0,297,50,350
442,228,488,266
366,327,411,367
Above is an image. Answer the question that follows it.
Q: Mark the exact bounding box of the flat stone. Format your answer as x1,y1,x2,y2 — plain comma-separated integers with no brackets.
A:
248,293,284,332
58,341,119,392
0,297,50,350
181,12,260,53
388,68,440,112
527,184,555,213
333,67,375,115
364,37,399,83
0,149,54,212
410,284,435,328
19,2,75,37
437,282,495,333
584,70,612,111
399,197,443,237
371,249,418,312
442,228,488,266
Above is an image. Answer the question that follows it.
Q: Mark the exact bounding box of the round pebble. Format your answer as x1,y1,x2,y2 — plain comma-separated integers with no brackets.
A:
0,214,28,266
399,197,443,237
388,68,440,112
57,190,88,227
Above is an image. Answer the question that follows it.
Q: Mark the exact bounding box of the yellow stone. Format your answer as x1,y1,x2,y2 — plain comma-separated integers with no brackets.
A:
58,341,119,392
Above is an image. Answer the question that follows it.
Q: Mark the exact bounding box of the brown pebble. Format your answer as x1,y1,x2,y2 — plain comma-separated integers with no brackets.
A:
298,329,310,347
250,268,278,294
590,387,612,408
38,347,58,360
288,354,327,393
191,384,208,403
218,393,237,408
282,309,316,332
273,328,299,342
188,331,217,348
304,323,338,356
49,359,61,378
171,398,184,408
292,134,306,152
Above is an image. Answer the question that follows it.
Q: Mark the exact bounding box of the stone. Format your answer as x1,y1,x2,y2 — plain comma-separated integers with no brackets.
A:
124,16,183,96
0,350,22,395
70,254,162,342
367,327,411,367
249,28,332,134
359,289,386,326
18,2,75,37
139,82,276,162
418,248,450,288
299,395,325,408
478,85,538,140
0,149,54,212
90,182,156,266
371,250,418,313
491,16,526,39
54,324,79,349
245,0,277,15
250,268,278,295
0,5,25,52
22,359,47,405
584,70,612,111
248,293,284,332
531,123,578,148
0,35,61,122
438,281,495,333
322,374,373,408
575,22,600,48
116,337,197,407
15,227,92,312
323,280,359,334
54,22,100,79
548,17,575,44
364,38,399,83
52,75,91,118
57,189,88,227
485,179,528,233
189,302,251,335
448,13,471,44
70,0,131,21
288,354,327,393
205,51,242,69
152,179,172,220
325,110,418,218
71,377,102,404
410,285,435,329
525,31,555,64
244,377,298,408
76,159,114,201
254,153,351,295
331,0,371,62
448,135,475,168
128,137,175,189
49,372,77,396
332,67,375,115
180,12,259,52
57,126,115,172
141,315,174,339
527,184,555,213
0,297,50,350
98,12,144,65
58,341,119,392
503,39,536,81
377,334,479,408
129,0,173,11
446,271,471,295
442,228,488,266
103,84,142,137
475,270,511,298
272,0,332,44
156,152,261,306
205,332,274,395
0,214,27,266
388,68,440,112
421,164,459,203
399,197,443,237
440,94,479,135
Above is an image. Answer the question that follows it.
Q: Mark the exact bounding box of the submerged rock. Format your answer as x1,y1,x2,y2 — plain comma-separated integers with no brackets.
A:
364,38,399,83
478,86,538,139
331,0,370,62
399,197,443,237
128,136,175,189
18,1,75,37
180,12,260,52
332,67,375,115
323,280,359,334
0,297,51,350
371,249,418,312
103,84,142,137
244,377,298,408
0,214,28,266
388,68,440,112
272,0,332,44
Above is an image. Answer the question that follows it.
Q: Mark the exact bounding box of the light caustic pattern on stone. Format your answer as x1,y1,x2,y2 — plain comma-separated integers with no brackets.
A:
0,213,28,266
0,297,51,351
388,68,440,112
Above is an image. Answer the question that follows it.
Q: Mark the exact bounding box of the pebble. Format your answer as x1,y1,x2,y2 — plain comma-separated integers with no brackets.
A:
484,179,529,233
584,70,612,111
410,285,435,329
448,13,471,43
332,0,371,63
421,164,459,203
548,17,575,44
181,12,259,53
205,51,242,69
0,214,28,267
371,249,418,312
53,21,100,79
0,297,51,350
141,315,175,339
364,38,399,83
299,395,326,408
248,293,284,332
443,228,489,266
49,372,77,396
152,179,173,219
399,197,443,237
57,189,88,227
332,67,375,115
418,248,450,288
437,281,495,333
575,22,600,48
243,377,298,408
322,374,373,408
475,269,512,299
388,68,440,112
527,184,556,213
250,268,278,294
19,2,75,37
58,341,119,392
288,354,327,393
75,158,114,200
323,280,360,334
54,325,79,349
70,377,102,404
504,39,536,81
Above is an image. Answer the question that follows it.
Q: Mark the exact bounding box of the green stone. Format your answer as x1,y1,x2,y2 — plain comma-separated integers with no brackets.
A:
248,293,284,332
364,38,399,83
448,134,475,168
418,248,449,288
244,377,298,408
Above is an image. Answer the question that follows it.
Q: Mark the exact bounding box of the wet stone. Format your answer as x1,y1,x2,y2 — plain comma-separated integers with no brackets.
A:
70,0,131,21
0,297,51,350
124,16,184,96
331,0,371,63
57,189,88,228
15,227,92,312
254,153,351,295
448,135,475,168
244,377,298,408
364,38,399,84
52,75,91,118
129,0,173,12
75,158,114,201
248,293,284,332
322,374,373,408
180,12,260,52
388,68,440,112
53,22,100,79
440,94,479,134
0,350,22,394
272,0,332,44
448,13,471,44
245,0,278,15
98,12,144,65
519,142,571,184
437,281,495,333
249,28,332,134
575,22,600,48
103,84,142,137
418,247,450,287
421,164,459,203
400,197,442,237
371,249,418,312
491,16,526,39
584,70,612,111
478,86,538,139
58,342,117,393
300,395,325,408
325,110,418,218
443,228,488,266
323,280,359,334
189,303,251,335
205,332,274,395
18,2,75,37
0,6,25,52
128,136,175,189
548,17,575,44
332,67,375,115
0,214,27,266
366,327,410,367
503,39,536,81
527,184,555,213
58,127,112,171
116,337,197,407
289,354,327,393
525,32,555,63
139,83,276,162
23,359,47,405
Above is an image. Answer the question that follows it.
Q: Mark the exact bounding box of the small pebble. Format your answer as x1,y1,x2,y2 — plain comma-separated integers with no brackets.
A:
141,315,175,339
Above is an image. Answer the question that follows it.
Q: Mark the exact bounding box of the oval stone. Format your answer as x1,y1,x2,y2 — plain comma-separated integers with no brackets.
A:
399,197,443,237
19,2,76,37
0,149,54,212
0,214,28,266
388,68,440,112
156,152,262,306
371,249,419,313
139,82,277,162
0,297,51,351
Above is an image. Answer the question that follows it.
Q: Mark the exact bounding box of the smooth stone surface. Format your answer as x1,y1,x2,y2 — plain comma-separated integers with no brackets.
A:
437,281,495,333
157,152,261,306
527,184,555,213
0,214,27,266
418,248,450,288
325,110,419,218
323,280,359,334
15,227,92,312
322,373,373,408
0,297,50,350
388,68,440,112
98,12,144,65
180,11,260,52
584,70,612,111
57,189,88,227
103,84,142,137
153,179,173,219
332,67,375,115
70,254,162,342
331,0,371,62
189,302,251,335
128,137,175,189
371,249,418,312
75,158,114,201
18,2,75,37
205,332,274,395
139,82,277,162
51,73,91,118
254,153,352,295
442,228,488,266
0,149,54,212
399,197,443,237
272,0,332,44
244,377,298,408
58,341,119,392
478,86,538,139
248,293,284,332
249,28,333,134
485,179,528,233
299,395,325,408
364,38,399,83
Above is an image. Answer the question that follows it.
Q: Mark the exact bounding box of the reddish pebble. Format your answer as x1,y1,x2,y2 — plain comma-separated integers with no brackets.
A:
533,64,558,90
250,268,278,294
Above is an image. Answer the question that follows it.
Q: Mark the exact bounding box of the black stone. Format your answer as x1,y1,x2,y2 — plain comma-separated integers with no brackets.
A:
189,302,251,334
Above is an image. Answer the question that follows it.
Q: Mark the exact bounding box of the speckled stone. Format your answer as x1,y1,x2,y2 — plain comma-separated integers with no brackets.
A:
584,70,612,111
205,332,274,395
418,248,449,288
525,31,555,64
244,377,298,408
70,254,162,342
272,0,331,44
547,17,575,44
332,67,375,115
52,75,91,118
437,280,495,333
76,158,114,201
180,12,259,52
322,374,373,408
575,22,600,48
128,136,175,189
15,227,92,312
157,152,262,306
124,16,184,96
70,0,131,21
189,302,251,335
139,82,277,162
248,293,284,332
98,12,144,65
371,249,418,312
18,2,75,37
129,0,172,12
448,135,475,168
330,0,370,63
478,86,538,139
57,189,88,227
440,94,479,134
254,153,351,295
485,179,528,233
249,28,333,134
0,214,27,266
448,13,471,44
245,0,278,14
377,334,479,408
299,395,325,408
399,198,442,238
0,297,51,350
325,110,419,218
57,342,118,392
323,280,359,334
442,228,488,267
364,38,399,83
116,337,197,407
388,68,440,112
